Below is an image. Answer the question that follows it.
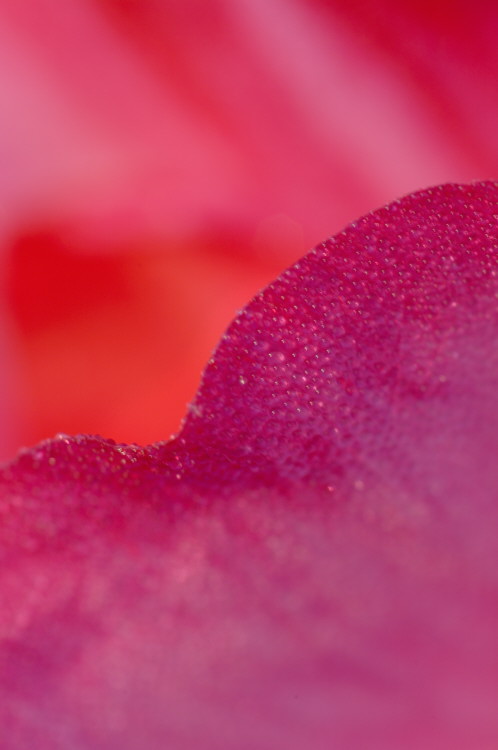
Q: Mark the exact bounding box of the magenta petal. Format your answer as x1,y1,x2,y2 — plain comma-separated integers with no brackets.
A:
2,182,498,748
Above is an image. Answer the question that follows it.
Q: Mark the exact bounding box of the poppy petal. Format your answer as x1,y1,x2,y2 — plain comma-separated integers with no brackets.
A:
2,182,498,748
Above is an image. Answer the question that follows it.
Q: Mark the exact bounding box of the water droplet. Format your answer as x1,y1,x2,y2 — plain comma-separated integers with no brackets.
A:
272,351,286,362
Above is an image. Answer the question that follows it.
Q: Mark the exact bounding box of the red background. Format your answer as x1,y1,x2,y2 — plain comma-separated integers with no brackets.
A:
1,0,497,460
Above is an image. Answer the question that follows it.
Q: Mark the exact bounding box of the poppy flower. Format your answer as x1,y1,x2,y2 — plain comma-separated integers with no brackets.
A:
2,182,498,748
2,0,498,459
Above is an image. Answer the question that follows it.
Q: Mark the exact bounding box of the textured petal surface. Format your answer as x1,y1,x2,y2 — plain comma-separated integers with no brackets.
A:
2,183,498,748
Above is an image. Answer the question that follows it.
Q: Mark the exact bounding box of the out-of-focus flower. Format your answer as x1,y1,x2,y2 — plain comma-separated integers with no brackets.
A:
0,0,497,459
2,183,498,748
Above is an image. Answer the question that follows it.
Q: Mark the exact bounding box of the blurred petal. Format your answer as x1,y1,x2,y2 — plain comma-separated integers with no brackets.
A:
1,1,498,456
2,183,498,748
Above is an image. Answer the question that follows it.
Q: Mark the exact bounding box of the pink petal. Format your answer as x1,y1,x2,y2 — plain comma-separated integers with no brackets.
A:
2,182,498,748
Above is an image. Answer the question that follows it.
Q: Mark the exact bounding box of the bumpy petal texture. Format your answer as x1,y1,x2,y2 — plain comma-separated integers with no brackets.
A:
2,183,498,748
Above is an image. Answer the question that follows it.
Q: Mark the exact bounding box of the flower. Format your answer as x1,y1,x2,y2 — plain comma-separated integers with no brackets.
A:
2,182,498,748
2,0,498,459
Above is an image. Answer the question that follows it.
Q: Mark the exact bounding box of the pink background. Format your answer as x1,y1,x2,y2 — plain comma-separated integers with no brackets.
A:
1,0,497,460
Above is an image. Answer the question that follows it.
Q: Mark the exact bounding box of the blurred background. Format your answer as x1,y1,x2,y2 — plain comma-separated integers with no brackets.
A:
0,0,497,461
